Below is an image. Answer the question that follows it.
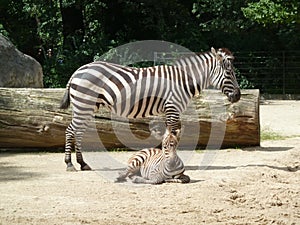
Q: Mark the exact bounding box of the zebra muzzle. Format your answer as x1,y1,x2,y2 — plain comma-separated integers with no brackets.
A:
227,88,241,103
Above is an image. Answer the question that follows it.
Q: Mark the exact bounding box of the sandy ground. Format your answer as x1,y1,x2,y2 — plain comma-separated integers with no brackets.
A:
260,100,300,137
0,101,299,225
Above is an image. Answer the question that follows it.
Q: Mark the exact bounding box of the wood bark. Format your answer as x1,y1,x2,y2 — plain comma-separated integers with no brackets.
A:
0,88,260,149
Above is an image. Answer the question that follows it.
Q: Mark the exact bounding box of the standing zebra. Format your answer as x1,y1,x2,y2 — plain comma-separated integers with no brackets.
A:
60,47,240,171
116,127,190,184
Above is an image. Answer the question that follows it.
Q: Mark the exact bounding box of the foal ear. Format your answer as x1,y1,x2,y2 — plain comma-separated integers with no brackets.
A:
174,128,181,138
165,126,172,136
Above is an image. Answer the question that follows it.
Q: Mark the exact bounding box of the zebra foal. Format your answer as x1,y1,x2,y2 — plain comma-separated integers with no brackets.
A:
60,47,241,171
116,127,190,184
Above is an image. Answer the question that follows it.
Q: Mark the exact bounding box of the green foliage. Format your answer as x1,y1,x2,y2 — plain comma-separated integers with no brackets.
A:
261,128,285,140
235,68,254,89
242,0,300,25
0,23,9,37
192,0,251,32
0,0,299,91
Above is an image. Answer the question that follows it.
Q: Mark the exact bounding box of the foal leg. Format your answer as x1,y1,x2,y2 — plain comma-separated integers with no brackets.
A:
115,170,130,182
165,174,190,183
131,175,164,185
116,166,141,182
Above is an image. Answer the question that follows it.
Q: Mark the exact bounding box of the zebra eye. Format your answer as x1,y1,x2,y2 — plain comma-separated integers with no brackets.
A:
224,61,233,70
169,141,175,147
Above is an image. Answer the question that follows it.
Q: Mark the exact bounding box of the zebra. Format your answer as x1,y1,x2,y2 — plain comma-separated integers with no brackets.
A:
116,127,190,184
60,47,241,171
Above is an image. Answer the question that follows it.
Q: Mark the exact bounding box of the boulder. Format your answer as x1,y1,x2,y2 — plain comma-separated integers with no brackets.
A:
0,34,43,87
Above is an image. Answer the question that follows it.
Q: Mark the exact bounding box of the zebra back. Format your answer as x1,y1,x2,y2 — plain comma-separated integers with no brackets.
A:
127,148,163,171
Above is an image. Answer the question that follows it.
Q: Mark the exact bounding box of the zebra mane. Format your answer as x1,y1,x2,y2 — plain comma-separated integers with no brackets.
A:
195,51,212,57
174,50,213,67
181,51,211,59
221,48,232,55
216,48,235,60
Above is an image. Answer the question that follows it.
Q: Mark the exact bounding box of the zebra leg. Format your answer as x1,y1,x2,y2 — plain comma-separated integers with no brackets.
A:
115,170,130,182
164,104,181,136
76,152,91,171
71,112,93,171
165,174,190,183
74,129,92,171
116,167,140,182
64,125,77,172
65,122,91,171
131,175,164,185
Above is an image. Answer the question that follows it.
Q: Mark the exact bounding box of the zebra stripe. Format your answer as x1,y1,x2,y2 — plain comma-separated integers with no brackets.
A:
116,128,190,184
60,47,241,171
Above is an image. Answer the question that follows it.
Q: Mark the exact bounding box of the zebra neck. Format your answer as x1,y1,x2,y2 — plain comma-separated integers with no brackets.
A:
176,52,214,97
164,151,181,170
164,150,177,159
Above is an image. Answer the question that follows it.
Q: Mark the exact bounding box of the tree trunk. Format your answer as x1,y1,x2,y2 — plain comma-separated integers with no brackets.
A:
0,88,260,150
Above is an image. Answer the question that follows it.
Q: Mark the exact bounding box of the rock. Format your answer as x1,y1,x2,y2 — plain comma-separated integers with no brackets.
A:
0,34,43,87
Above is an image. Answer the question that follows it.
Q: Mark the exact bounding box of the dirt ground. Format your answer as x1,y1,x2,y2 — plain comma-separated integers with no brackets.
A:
0,100,299,225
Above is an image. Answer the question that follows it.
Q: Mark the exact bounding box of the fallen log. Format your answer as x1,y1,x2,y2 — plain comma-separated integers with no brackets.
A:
0,88,260,149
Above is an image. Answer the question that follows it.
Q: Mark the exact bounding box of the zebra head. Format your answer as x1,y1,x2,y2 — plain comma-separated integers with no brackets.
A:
210,47,241,103
162,127,180,154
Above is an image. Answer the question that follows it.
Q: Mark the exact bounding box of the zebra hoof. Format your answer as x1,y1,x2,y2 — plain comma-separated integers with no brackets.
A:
66,164,77,172
132,176,144,183
81,164,92,171
115,177,126,183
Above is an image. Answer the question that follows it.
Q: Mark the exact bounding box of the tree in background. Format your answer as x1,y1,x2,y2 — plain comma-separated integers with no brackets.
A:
242,0,299,25
242,0,300,49
0,0,299,91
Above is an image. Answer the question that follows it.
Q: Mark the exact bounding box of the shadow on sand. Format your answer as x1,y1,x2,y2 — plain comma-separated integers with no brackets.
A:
0,161,42,182
185,164,299,172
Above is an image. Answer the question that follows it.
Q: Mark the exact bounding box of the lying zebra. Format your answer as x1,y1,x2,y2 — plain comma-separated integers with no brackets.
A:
116,127,190,184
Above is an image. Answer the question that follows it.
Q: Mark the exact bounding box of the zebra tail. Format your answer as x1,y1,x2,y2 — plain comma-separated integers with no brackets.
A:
59,86,70,109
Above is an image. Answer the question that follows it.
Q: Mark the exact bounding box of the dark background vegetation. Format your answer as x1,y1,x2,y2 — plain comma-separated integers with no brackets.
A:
0,0,299,93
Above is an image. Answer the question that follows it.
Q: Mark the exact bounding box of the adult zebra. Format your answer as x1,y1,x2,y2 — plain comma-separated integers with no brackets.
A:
60,47,241,171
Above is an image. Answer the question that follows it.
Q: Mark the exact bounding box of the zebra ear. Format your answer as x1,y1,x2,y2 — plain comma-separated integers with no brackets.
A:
174,128,181,138
165,126,172,135
165,126,181,138
211,47,216,56
227,55,235,61
211,47,222,61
